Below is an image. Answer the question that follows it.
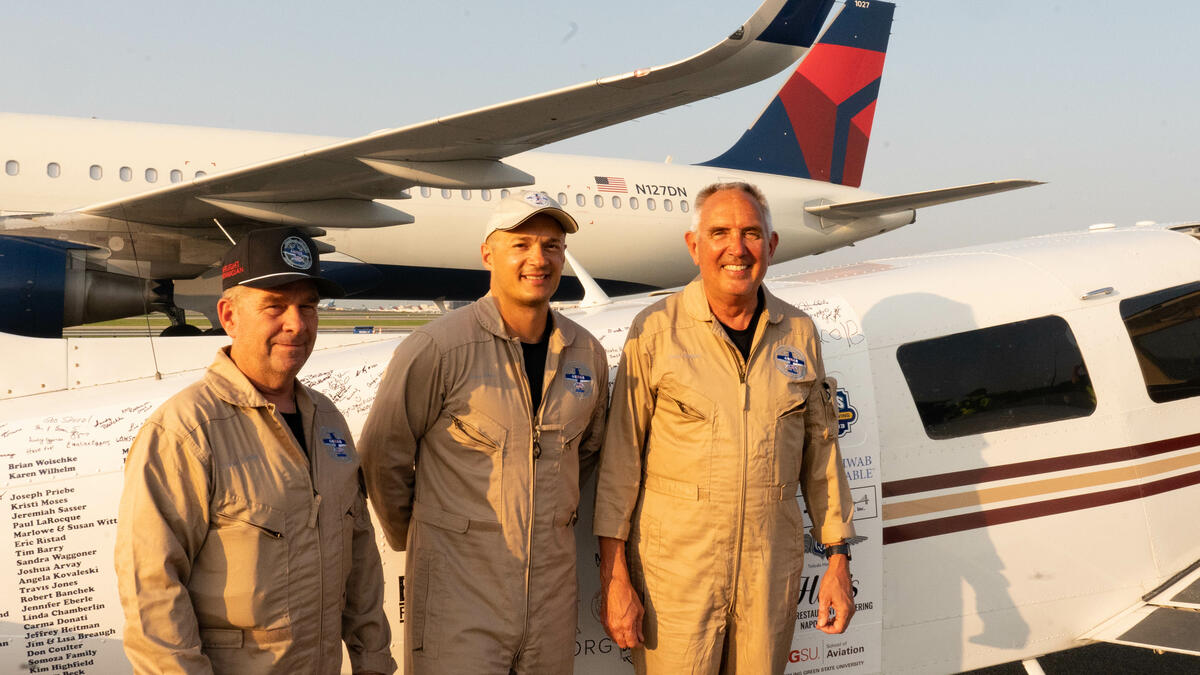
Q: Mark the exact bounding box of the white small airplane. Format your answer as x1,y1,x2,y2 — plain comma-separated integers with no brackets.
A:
2,221,1198,674
0,0,1036,338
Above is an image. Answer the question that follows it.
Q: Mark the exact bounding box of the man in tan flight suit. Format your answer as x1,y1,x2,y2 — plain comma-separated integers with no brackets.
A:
360,190,608,674
116,227,395,675
594,183,856,674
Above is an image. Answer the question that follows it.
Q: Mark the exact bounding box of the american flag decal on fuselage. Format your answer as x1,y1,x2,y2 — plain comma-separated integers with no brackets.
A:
595,176,627,193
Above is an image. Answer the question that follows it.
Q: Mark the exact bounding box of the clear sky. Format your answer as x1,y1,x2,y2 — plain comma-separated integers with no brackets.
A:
5,0,1199,274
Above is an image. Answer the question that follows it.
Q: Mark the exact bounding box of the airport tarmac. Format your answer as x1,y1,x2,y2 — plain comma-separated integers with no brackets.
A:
965,643,1196,673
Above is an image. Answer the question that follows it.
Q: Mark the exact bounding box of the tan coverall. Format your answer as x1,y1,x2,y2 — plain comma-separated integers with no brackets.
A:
360,296,608,674
115,347,395,675
594,280,855,674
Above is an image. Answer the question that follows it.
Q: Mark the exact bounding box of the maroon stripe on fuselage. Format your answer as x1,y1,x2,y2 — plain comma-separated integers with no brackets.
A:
881,431,1200,498
883,469,1200,544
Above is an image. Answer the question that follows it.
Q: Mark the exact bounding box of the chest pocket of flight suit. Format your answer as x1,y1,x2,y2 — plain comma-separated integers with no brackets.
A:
772,382,814,485
645,382,714,489
194,499,290,631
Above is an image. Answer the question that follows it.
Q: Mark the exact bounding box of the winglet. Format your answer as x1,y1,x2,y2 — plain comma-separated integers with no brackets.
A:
564,250,611,308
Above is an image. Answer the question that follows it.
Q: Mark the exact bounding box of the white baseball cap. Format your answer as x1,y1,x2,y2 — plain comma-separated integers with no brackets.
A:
482,190,579,242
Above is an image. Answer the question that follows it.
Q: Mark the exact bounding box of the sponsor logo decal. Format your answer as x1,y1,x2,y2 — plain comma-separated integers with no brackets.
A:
563,362,595,398
774,345,807,379
221,260,244,279
320,427,352,462
836,388,858,437
280,236,312,270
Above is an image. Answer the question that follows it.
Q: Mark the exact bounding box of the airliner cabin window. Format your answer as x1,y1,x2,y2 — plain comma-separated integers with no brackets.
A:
170,169,183,183
896,316,1095,439
145,168,158,183
680,200,689,213
629,197,639,210
441,189,452,199
576,194,585,207
420,186,431,198
594,195,604,208
461,189,471,200
664,199,673,212
612,196,622,209
500,189,510,199
120,166,133,182
481,189,492,201
47,162,60,178
1120,281,1200,403
647,198,656,211
5,160,18,176
558,192,567,205
89,165,103,180
195,170,207,179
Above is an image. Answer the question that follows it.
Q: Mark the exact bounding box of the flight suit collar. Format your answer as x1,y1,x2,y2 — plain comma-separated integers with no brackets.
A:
471,294,575,350
681,278,787,326
204,346,315,416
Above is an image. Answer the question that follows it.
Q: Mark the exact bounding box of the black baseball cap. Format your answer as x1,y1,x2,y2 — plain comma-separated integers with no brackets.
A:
221,227,345,298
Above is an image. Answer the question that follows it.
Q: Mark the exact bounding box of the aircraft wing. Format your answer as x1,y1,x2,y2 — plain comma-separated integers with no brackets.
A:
52,0,835,230
804,179,1044,220
1080,559,1200,656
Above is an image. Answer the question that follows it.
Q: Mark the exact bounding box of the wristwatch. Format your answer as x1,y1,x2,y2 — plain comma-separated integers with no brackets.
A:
823,543,852,561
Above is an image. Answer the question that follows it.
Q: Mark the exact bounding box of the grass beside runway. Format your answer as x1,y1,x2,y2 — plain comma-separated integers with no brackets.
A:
65,311,440,337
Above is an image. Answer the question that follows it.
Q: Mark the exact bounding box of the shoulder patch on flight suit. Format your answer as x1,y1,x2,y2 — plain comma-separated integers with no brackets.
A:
772,345,808,379
319,426,353,463
562,361,596,399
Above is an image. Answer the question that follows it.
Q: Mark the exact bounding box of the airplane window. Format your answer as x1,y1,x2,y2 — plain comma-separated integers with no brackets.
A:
629,197,639,210
576,194,585,207
481,189,492,201
145,168,158,183
557,192,567,205
195,170,207,179
441,189,452,199
5,160,18,176
420,186,431,198
594,195,604,208
664,199,673,212
500,189,510,199
647,198,656,211
47,162,60,178
680,200,689,213
461,189,471,200
1120,281,1200,403
89,165,103,180
120,166,133,182
170,169,182,183
612,196,622,209
896,315,1095,439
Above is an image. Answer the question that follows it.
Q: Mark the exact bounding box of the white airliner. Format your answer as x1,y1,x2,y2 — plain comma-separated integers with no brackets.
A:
0,0,1035,338
2,221,1197,674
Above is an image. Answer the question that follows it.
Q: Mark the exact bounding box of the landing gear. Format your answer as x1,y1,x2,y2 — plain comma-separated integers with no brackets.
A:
156,283,204,337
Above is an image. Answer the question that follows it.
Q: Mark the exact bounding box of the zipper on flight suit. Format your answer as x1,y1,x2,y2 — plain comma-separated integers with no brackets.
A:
267,399,326,656
714,320,762,615
505,335,542,663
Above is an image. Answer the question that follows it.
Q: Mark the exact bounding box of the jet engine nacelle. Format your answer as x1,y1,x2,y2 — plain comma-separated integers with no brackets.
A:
0,235,165,338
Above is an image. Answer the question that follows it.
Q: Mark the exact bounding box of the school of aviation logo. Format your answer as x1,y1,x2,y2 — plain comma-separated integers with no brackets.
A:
773,345,807,379
524,191,552,207
836,389,858,437
321,427,353,462
280,236,313,270
563,362,595,398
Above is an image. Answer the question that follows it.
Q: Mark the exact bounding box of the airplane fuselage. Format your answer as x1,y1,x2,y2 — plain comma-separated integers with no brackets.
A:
0,113,909,300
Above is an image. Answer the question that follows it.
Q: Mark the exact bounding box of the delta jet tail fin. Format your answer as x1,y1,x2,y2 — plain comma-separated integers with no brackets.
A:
699,0,894,187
